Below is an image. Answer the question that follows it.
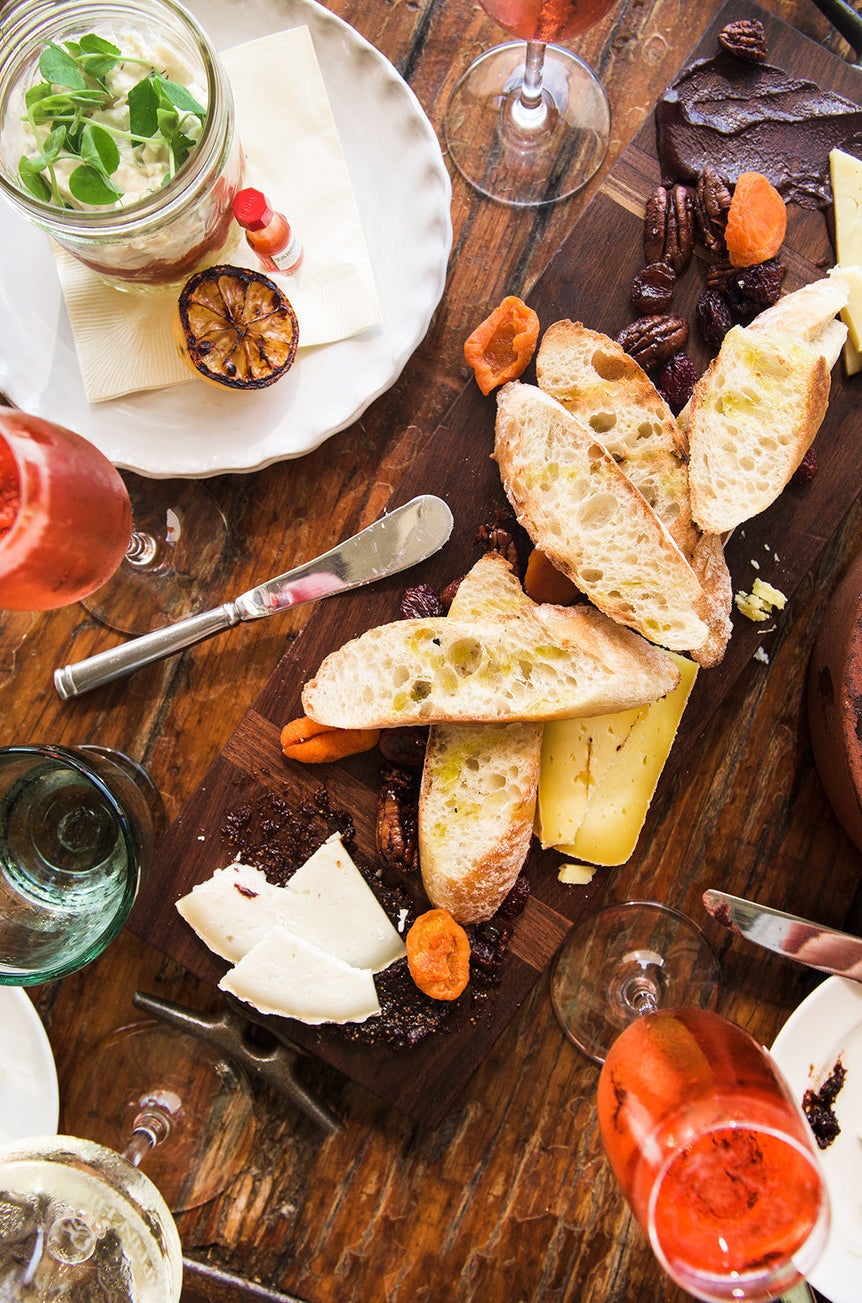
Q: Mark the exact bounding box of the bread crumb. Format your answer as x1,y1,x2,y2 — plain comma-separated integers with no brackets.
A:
750,558,760,570
753,646,770,664
557,863,596,885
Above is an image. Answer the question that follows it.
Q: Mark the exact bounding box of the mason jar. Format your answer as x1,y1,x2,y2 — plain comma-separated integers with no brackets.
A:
0,0,244,287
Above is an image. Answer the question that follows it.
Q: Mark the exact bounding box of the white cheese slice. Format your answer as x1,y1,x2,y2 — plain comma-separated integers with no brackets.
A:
175,834,405,971
219,926,381,1025
552,652,698,866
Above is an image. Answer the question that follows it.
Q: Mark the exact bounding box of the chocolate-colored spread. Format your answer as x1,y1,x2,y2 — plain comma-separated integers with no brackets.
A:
656,52,862,207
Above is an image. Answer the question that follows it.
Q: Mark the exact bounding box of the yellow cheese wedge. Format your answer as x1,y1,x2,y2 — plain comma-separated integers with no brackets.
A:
548,652,698,867
536,706,645,848
829,149,862,370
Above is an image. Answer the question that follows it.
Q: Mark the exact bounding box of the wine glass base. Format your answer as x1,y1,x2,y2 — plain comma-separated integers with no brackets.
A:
443,41,611,207
62,1022,256,1213
81,475,231,636
550,901,720,1064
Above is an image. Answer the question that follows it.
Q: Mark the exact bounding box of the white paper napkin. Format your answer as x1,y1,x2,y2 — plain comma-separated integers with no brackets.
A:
55,25,382,403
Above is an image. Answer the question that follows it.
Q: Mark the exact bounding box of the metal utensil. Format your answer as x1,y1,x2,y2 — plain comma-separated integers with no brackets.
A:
808,0,862,62
133,990,342,1134
703,889,862,982
54,494,453,699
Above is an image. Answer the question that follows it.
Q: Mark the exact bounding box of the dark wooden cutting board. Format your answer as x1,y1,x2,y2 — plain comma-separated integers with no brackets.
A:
130,0,861,1126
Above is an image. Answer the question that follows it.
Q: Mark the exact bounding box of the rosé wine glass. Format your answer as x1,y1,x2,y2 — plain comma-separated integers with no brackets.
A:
550,902,829,1301
0,406,229,635
443,0,618,206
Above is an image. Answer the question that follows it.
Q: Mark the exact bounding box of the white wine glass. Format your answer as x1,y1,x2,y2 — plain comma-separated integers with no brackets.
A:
443,0,619,207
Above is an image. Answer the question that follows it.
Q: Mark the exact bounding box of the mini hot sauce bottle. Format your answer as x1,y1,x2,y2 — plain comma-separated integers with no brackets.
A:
232,187,303,274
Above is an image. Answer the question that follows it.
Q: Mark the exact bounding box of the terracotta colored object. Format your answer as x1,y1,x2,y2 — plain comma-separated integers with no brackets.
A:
808,549,862,855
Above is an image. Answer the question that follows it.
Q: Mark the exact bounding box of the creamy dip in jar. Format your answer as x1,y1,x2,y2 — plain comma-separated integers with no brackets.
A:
0,0,243,287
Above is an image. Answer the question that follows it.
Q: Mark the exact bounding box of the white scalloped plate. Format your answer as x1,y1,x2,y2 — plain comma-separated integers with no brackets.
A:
0,988,60,1146
0,0,452,478
771,977,862,1303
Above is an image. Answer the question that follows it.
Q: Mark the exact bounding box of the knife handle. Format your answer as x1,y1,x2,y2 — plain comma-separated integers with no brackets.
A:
54,603,241,699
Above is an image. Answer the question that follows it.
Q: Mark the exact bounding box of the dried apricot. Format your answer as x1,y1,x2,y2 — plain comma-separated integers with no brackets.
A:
280,715,379,763
523,547,580,606
464,295,540,395
724,172,787,268
406,908,471,1001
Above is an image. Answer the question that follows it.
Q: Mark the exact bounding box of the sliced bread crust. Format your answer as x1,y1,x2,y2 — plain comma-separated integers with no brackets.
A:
419,553,543,923
493,381,708,653
687,325,831,534
302,591,680,729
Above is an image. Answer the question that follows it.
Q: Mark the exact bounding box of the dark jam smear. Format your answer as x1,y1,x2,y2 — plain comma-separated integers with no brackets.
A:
655,52,862,207
803,1057,847,1149
221,790,523,1050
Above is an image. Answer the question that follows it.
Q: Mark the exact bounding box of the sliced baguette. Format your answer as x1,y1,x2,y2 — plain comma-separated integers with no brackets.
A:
687,324,831,535
536,320,696,556
419,554,544,923
302,588,680,729
493,381,708,653
535,320,732,666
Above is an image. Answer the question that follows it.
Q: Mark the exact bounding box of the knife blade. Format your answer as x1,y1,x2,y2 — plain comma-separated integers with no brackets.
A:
703,889,862,982
54,494,453,699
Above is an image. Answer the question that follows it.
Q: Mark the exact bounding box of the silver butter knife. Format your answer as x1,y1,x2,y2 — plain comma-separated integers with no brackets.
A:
703,889,862,983
54,494,454,700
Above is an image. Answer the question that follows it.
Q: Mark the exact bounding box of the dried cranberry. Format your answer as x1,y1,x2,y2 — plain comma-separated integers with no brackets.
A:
630,261,676,314
695,288,734,352
656,352,698,414
496,873,531,919
400,583,443,619
439,575,465,611
378,726,429,770
792,446,818,484
729,260,785,308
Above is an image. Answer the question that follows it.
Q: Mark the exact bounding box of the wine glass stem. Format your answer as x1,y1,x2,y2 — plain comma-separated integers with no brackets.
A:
125,530,159,569
511,41,549,129
122,1109,171,1169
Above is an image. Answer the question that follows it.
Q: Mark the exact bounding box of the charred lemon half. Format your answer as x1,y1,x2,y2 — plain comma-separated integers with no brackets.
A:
176,264,299,389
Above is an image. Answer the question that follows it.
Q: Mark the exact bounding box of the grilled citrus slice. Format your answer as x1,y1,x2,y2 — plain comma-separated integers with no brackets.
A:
176,264,299,389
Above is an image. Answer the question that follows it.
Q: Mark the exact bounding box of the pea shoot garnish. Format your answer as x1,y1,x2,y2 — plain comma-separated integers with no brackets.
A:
18,33,207,207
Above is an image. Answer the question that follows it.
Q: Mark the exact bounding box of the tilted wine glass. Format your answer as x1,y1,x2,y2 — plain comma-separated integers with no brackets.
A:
550,901,830,1301
443,0,620,207
0,406,229,636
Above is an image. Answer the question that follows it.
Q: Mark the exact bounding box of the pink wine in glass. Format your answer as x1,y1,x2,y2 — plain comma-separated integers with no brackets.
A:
479,0,618,43
597,1007,829,1301
0,408,132,611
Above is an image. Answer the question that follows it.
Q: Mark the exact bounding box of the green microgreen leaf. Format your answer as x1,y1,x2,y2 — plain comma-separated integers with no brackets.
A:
80,121,120,175
127,75,159,140
68,163,122,205
38,42,87,90
19,34,207,207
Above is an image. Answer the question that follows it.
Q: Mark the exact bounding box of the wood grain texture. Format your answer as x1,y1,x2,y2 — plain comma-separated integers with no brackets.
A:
1,0,860,1299
130,0,862,1126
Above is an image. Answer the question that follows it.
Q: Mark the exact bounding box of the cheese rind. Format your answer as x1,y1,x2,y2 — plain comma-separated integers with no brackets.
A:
219,926,381,1025
175,834,405,971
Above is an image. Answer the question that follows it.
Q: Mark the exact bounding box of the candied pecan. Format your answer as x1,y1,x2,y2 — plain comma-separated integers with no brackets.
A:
476,508,519,572
694,166,732,256
630,261,676,314
695,289,734,351
376,765,419,871
656,352,698,414
439,575,465,610
378,726,429,770
644,184,694,274
718,18,768,61
617,314,689,371
400,583,443,619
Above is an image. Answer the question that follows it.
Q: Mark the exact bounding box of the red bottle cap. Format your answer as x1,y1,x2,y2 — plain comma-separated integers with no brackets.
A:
232,187,274,231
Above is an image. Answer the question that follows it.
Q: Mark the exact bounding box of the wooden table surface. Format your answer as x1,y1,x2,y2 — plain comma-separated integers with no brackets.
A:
2,0,861,1299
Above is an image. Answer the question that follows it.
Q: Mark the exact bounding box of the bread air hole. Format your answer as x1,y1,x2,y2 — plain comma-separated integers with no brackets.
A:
589,412,616,434
576,491,619,528
591,349,627,383
447,637,483,673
